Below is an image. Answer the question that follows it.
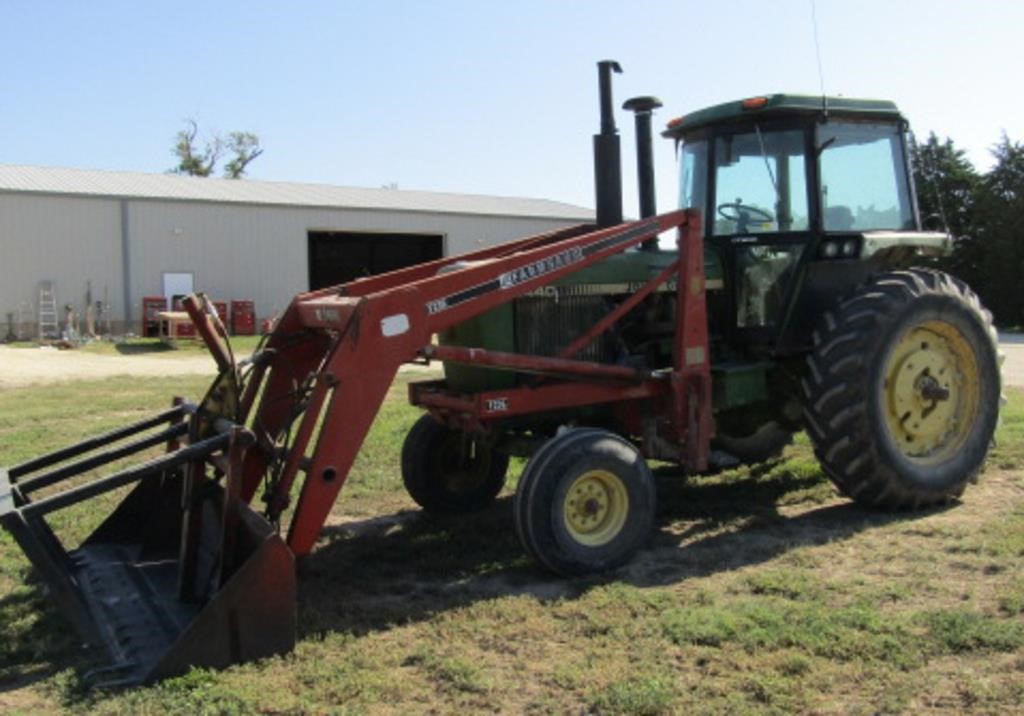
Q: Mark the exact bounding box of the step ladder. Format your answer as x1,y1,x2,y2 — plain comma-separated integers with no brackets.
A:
38,282,59,340
17,302,32,341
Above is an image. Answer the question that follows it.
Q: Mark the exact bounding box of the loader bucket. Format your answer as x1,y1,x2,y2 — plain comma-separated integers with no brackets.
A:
0,401,296,687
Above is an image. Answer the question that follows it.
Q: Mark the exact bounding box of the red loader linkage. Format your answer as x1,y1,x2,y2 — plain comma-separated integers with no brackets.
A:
0,209,710,684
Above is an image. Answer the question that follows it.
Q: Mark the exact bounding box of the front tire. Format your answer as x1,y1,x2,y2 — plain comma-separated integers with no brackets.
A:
802,269,1000,509
401,415,509,513
514,429,655,575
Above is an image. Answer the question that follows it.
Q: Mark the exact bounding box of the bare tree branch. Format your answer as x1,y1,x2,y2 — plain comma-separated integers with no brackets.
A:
171,120,261,178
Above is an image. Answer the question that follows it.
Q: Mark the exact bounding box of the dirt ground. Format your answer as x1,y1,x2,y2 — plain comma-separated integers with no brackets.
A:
2,334,1023,389
0,345,216,388
0,344,445,389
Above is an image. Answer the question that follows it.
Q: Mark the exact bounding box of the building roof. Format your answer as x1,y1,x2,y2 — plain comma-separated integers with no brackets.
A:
0,164,594,220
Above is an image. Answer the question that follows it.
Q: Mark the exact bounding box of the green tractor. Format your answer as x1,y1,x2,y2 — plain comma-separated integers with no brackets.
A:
405,62,1001,573
1,63,1002,685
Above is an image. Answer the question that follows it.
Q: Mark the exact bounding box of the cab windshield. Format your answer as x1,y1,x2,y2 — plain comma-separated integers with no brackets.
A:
711,128,809,236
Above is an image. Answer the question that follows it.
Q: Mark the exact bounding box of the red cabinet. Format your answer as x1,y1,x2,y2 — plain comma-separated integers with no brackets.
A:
231,300,256,336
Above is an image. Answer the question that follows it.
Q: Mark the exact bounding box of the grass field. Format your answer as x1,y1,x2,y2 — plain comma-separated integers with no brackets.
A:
0,375,1021,714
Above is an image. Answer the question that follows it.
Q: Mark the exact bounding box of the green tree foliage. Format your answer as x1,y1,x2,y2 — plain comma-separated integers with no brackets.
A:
171,120,263,179
172,119,221,177
222,132,264,179
975,135,1024,325
912,132,1024,326
912,133,980,238
911,133,982,286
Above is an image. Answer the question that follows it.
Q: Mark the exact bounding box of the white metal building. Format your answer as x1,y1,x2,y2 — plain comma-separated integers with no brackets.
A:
0,164,593,336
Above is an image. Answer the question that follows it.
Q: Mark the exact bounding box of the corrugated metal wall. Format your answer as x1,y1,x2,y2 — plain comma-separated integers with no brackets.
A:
0,194,123,334
0,193,584,333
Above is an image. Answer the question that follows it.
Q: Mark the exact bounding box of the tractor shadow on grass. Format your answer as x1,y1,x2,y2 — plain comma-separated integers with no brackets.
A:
113,341,177,355
297,463,950,640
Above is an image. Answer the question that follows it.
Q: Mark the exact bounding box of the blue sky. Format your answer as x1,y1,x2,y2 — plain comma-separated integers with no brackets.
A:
1,1,1020,213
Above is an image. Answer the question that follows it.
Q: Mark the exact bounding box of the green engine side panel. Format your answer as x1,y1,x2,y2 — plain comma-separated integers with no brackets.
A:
440,304,517,392
440,247,724,393
711,362,770,410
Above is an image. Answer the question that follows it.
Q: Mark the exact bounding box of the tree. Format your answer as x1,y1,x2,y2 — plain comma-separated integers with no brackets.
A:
911,132,980,239
912,131,1024,326
985,133,1024,204
222,132,264,179
172,119,221,177
171,120,262,179
974,134,1024,325
910,133,987,289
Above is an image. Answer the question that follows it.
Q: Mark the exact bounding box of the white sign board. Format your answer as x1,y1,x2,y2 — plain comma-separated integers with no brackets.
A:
162,272,194,306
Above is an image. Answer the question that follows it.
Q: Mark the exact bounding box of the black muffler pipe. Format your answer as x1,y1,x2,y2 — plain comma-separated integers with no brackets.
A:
594,60,623,228
623,95,664,250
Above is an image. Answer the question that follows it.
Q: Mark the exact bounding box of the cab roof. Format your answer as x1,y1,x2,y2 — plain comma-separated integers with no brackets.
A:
663,94,903,138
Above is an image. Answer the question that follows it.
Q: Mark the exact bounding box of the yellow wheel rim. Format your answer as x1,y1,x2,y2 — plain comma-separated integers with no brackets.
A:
882,320,980,464
563,469,629,546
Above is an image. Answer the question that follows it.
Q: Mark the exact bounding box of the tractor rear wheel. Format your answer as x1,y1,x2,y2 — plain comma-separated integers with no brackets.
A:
802,269,1000,509
514,429,655,575
401,415,509,513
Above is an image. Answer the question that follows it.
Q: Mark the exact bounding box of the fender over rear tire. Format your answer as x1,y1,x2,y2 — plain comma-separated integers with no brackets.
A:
802,269,1000,509
514,429,655,576
401,415,509,513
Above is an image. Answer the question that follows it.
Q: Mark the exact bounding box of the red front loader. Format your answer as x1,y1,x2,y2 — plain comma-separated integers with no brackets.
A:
0,202,709,684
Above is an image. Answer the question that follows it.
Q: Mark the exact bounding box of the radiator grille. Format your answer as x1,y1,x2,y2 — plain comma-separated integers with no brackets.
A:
514,294,616,363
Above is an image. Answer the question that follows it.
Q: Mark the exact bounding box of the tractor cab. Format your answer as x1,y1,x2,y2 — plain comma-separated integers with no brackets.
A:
663,95,934,350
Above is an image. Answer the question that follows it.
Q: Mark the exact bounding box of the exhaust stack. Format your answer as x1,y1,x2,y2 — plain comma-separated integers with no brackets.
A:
623,95,664,250
593,60,623,228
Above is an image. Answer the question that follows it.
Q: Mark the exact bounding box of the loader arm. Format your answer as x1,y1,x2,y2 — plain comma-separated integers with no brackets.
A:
0,210,708,686
238,209,709,556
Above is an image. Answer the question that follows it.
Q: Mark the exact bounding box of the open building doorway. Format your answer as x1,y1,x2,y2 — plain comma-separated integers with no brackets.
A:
308,231,444,290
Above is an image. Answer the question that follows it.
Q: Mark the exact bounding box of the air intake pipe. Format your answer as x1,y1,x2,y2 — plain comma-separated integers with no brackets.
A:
593,60,623,228
623,95,663,250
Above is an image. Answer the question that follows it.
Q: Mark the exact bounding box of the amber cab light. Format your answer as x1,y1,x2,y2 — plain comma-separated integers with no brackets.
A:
742,96,769,110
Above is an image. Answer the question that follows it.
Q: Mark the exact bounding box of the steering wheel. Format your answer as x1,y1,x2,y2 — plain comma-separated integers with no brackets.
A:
717,201,775,233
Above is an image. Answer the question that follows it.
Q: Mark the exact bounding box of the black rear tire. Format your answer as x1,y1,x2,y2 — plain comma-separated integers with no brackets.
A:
802,269,1000,509
401,415,509,513
713,421,793,464
514,429,655,576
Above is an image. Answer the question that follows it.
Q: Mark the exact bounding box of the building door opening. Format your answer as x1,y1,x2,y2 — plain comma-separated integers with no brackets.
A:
307,231,444,289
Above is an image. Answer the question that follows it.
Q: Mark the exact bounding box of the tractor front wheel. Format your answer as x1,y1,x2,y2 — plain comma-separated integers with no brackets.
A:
401,415,509,513
803,269,1001,509
514,429,655,575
